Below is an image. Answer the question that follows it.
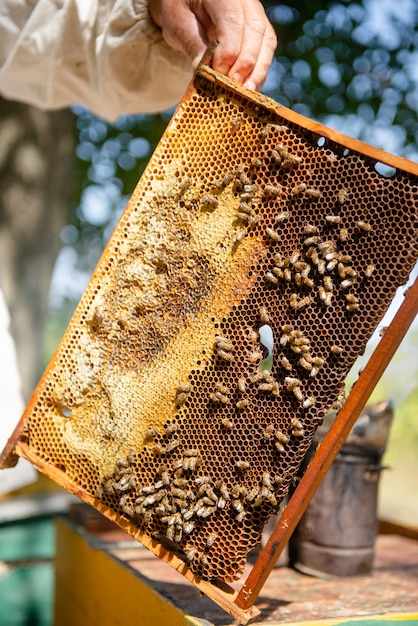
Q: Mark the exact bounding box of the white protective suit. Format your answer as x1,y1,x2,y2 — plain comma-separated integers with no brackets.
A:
0,0,193,493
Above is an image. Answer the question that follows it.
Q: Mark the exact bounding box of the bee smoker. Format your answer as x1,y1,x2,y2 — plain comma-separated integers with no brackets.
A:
289,400,394,578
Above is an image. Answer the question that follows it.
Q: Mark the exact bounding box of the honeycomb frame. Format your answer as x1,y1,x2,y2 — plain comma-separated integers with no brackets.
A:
1,53,417,623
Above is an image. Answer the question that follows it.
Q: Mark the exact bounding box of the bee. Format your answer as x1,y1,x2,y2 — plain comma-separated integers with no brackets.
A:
202,194,219,209
285,377,300,391
235,377,246,393
215,335,233,351
303,223,318,235
274,211,290,223
210,391,229,403
303,396,316,409
292,428,305,437
236,460,250,470
235,510,246,523
299,356,312,371
274,252,285,267
215,381,230,394
251,157,262,169
257,308,270,326
318,259,326,275
339,228,349,242
116,458,129,469
244,183,258,194
318,285,327,303
326,215,341,224
264,185,282,197
292,183,306,196
266,271,279,285
206,532,218,547
283,267,292,281
288,250,300,265
292,294,312,309
379,326,388,337
183,508,195,521
153,444,166,455
337,188,349,204
175,392,188,406
262,472,274,490
170,486,187,499
221,172,234,187
185,546,198,561
305,187,321,199
357,220,372,232
282,154,303,169
238,202,253,216
260,126,270,139
364,264,375,278
221,418,234,430
231,115,243,131
235,228,247,242
165,422,179,435
340,279,354,290
346,302,359,312
145,428,159,441
160,471,171,486
346,293,358,304
236,211,251,222
275,440,285,453
331,345,344,355
258,382,274,392
271,382,280,396
178,178,193,195
294,272,303,287
280,356,292,371
291,417,304,430
282,322,293,334
264,424,276,439
345,266,357,278
184,448,199,457
275,430,290,444
292,386,304,401
195,475,210,485
217,349,234,362
266,226,280,242
323,276,333,292
304,235,319,246
236,399,249,409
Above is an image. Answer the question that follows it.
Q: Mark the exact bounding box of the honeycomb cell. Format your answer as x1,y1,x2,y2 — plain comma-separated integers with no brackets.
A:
3,64,417,586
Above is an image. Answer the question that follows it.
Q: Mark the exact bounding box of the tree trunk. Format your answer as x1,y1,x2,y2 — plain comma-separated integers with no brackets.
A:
0,98,76,400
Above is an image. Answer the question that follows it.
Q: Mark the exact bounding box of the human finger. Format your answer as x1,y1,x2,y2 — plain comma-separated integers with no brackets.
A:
206,0,276,87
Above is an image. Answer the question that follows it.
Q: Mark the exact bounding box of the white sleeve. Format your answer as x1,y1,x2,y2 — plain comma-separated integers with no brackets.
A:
0,288,37,495
0,0,193,122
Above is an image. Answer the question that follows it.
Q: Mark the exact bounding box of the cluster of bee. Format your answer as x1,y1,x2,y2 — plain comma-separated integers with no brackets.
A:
175,382,191,407
280,325,324,378
97,451,137,503
210,381,231,404
291,182,321,199
248,370,280,396
234,165,260,238
271,143,303,170
263,415,305,454
264,207,372,313
214,334,234,362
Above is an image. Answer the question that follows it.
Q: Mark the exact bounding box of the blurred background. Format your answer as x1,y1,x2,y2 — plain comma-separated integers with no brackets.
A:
0,0,417,624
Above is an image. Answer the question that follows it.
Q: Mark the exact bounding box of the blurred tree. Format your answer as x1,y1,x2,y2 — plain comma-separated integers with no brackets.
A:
0,99,75,399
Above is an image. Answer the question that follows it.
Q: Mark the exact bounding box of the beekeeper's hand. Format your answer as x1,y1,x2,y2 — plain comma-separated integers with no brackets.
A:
148,0,277,91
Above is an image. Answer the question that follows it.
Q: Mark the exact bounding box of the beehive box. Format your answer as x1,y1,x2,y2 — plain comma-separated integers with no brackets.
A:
1,55,417,607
